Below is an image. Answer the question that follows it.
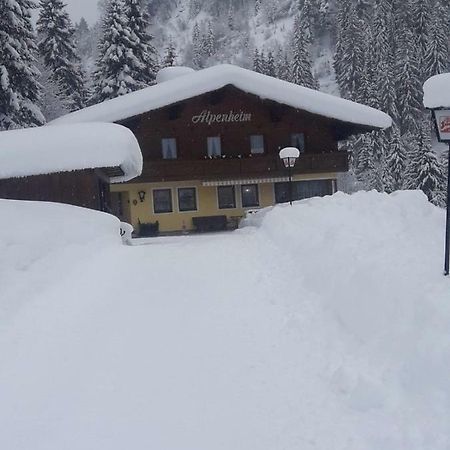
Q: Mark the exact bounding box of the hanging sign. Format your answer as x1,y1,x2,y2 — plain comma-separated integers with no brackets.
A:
192,110,252,126
434,109,450,142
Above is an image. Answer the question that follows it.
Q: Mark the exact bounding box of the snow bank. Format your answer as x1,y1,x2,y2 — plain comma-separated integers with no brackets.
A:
0,191,449,450
50,64,392,130
0,123,143,182
423,73,450,108
0,200,122,313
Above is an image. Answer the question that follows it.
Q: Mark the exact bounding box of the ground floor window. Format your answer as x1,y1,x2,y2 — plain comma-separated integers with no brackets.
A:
153,189,173,213
275,180,333,204
178,187,197,212
218,186,236,209
241,184,259,208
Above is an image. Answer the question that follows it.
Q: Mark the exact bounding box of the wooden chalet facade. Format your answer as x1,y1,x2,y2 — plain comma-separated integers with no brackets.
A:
50,65,392,236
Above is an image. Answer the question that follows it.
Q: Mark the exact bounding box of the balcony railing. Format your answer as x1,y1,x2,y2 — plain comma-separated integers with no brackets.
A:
136,151,349,183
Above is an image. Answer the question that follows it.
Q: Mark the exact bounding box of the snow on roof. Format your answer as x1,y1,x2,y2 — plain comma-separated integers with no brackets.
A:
423,73,450,109
0,123,143,183
50,64,392,131
156,66,196,84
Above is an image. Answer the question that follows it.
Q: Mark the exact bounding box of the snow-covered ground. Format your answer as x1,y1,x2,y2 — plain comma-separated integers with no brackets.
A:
1,191,449,450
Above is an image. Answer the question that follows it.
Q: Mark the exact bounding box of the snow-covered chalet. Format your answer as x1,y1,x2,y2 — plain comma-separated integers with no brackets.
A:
51,64,392,235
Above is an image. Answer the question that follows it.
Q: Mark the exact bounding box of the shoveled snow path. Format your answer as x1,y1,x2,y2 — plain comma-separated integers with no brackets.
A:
1,191,449,450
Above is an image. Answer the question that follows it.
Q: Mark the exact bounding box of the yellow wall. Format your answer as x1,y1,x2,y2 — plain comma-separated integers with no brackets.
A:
111,173,336,234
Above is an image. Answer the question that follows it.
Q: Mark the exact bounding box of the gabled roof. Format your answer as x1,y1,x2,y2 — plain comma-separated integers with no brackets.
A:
0,123,143,183
49,64,392,131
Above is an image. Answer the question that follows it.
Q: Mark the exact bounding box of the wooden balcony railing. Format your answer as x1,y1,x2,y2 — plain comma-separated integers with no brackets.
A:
135,151,349,183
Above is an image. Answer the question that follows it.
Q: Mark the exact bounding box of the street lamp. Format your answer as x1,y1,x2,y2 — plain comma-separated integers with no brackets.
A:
279,147,300,205
424,74,450,276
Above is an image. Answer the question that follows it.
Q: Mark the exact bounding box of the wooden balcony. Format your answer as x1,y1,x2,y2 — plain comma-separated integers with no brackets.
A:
135,151,349,183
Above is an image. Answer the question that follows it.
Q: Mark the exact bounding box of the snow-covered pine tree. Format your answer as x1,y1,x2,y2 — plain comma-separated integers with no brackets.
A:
290,11,318,89
124,0,158,86
253,49,263,73
0,0,45,129
411,0,432,82
192,23,203,69
264,51,276,77
37,0,88,113
406,117,445,205
228,2,234,30
334,0,352,95
277,52,292,82
163,39,177,67
383,126,407,193
92,0,141,103
333,2,365,100
424,1,449,80
202,22,215,59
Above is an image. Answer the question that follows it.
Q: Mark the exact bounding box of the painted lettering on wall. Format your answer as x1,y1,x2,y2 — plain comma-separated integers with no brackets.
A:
192,110,252,126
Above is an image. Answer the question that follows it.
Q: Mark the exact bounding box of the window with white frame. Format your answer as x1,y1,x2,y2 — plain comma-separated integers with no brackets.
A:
178,187,197,212
241,184,259,208
161,138,177,159
218,186,236,209
250,135,265,154
207,136,222,157
153,189,173,213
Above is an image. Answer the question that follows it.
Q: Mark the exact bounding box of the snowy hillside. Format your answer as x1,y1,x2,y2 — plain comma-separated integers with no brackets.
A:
1,191,449,450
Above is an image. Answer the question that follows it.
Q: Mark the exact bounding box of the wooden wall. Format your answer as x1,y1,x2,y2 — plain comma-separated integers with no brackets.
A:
120,85,350,182
0,170,107,211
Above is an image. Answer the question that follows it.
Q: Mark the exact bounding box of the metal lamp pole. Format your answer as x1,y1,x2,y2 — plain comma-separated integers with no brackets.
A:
279,147,300,206
445,142,450,275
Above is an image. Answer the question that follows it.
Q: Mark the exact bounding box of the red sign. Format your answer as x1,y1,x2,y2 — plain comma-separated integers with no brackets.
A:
439,116,450,133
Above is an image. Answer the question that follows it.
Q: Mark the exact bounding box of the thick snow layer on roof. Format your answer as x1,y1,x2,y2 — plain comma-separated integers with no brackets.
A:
0,123,143,183
423,73,450,108
156,66,196,83
50,64,392,131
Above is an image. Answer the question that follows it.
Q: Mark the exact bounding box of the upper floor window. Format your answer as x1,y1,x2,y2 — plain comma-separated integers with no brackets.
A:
250,135,265,154
162,138,177,159
207,136,222,157
291,133,305,152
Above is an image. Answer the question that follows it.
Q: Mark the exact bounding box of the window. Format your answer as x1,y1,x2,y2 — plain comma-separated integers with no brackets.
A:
153,189,172,213
207,136,222,157
250,135,265,154
178,187,197,212
218,186,236,209
162,138,177,159
275,180,333,204
290,133,305,152
241,184,259,208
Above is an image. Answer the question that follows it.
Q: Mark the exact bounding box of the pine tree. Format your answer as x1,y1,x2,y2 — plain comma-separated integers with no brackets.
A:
163,39,177,67
424,3,449,80
383,126,408,192
37,0,88,112
253,49,263,73
264,51,276,77
202,22,215,58
411,0,432,82
0,0,45,129
192,23,203,69
406,118,445,204
92,0,140,103
228,2,234,30
291,12,318,89
124,0,158,86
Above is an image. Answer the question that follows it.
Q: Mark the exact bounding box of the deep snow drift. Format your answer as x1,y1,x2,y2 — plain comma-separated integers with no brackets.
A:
0,191,449,450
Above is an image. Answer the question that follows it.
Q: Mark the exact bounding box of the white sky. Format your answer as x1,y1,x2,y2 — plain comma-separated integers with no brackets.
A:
63,0,100,26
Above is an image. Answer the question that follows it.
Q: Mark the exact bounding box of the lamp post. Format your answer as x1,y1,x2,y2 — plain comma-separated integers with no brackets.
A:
429,109,450,275
279,147,300,205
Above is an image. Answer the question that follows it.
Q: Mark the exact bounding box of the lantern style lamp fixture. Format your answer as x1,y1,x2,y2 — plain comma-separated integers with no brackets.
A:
138,190,146,203
279,147,300,206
